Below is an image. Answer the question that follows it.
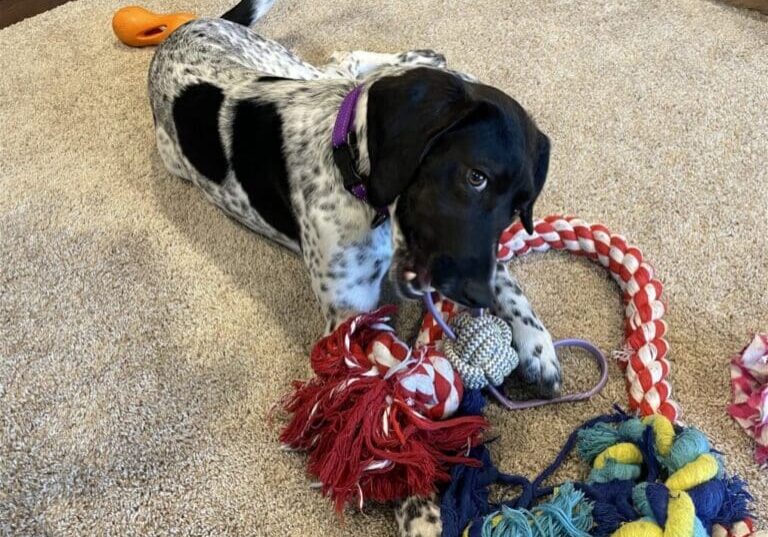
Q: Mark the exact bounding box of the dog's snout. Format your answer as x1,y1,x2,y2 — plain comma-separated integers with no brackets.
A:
431,255,495,308
457,279,494,309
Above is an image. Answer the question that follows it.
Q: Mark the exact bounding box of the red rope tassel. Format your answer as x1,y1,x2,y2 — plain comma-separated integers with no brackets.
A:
280,307,488,512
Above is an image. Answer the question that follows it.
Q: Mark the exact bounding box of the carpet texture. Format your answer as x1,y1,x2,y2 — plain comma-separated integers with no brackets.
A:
1,1,766,535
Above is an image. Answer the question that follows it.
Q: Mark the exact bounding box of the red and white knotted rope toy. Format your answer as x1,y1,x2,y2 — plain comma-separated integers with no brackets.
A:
280,307,487,512
496,215,680,422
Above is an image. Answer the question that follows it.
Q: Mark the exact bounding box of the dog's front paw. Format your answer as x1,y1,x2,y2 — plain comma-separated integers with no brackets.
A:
491,263,562,398
514,325,562,398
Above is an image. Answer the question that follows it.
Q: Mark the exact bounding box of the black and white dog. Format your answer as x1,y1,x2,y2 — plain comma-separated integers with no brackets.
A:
149,1,560,534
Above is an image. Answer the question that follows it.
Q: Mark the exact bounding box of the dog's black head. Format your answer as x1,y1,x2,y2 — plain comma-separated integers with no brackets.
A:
366,68,550,308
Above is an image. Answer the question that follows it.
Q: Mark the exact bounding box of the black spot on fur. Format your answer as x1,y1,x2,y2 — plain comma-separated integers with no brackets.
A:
303,183,318,201
427,513,438,524
231,100,299,241
173,83,228,183
257,76,290,83
369,259,384,283
523,316,543,330
368,268,381,284
533,344,543,357
512,309,521,317
406,501,421,520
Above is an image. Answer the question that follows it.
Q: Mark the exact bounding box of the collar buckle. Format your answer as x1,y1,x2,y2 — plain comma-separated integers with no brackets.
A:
332,139,363,188
332,86,390,229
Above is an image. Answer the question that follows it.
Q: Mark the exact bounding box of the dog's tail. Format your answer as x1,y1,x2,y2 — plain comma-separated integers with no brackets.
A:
221,0,276,26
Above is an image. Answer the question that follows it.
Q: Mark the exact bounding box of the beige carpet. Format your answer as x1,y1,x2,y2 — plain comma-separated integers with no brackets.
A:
1,0,767,535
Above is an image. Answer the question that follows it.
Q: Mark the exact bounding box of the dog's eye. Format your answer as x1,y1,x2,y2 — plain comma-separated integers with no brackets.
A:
467,169,488,191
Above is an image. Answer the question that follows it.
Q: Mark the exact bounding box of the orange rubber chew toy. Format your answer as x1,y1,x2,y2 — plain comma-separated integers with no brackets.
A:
112,6,196,47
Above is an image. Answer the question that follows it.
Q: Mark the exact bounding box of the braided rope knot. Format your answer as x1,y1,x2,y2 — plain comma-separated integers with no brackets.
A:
574,414,753,537
442,313,518,389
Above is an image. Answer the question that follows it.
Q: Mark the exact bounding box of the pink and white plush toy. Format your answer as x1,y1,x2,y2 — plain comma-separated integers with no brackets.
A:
729,334,768,466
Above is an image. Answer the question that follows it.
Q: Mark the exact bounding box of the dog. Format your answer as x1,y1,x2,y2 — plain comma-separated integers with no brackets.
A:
148,1,561,534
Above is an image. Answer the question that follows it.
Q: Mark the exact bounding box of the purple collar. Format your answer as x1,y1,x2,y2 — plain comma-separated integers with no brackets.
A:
332,86,363,148
332,86,389,228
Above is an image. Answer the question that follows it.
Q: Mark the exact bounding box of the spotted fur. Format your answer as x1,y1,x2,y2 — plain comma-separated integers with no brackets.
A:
396,494,443,537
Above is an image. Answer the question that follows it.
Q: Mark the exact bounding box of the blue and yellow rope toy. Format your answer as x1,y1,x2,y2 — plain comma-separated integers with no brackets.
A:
440,397,753,537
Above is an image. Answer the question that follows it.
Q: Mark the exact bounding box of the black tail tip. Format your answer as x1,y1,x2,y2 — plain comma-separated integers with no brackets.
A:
221,0,275,26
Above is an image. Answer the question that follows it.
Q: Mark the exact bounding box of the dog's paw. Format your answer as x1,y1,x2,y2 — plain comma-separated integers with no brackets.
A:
513,324,562,398
395,495,442,537
490,263,562,398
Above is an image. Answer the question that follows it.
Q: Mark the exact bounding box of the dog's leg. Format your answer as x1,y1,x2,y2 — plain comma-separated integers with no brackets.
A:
323,49,447,79
322,305,360,334
314,251,388,334
306,229,391,335
395,494,442,537
491,262,562,397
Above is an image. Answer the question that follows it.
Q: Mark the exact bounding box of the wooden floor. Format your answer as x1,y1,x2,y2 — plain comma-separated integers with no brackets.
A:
0,0,73,28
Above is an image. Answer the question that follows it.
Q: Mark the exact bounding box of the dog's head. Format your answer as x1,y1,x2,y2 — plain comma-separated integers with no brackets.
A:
366,68,550,308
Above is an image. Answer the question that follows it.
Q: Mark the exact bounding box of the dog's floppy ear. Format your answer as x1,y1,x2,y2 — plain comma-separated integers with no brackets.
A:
519,130,550,234
533,130,550,191
365,68,473,207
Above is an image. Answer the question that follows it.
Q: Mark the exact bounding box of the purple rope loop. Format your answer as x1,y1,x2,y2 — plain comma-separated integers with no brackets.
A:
423,292,609,410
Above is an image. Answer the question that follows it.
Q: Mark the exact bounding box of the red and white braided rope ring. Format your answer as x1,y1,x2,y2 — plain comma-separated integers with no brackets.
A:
496,215,680,422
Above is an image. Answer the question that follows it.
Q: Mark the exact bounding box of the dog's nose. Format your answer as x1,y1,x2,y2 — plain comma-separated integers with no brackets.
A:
457,279,494,309
431,255,495,308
